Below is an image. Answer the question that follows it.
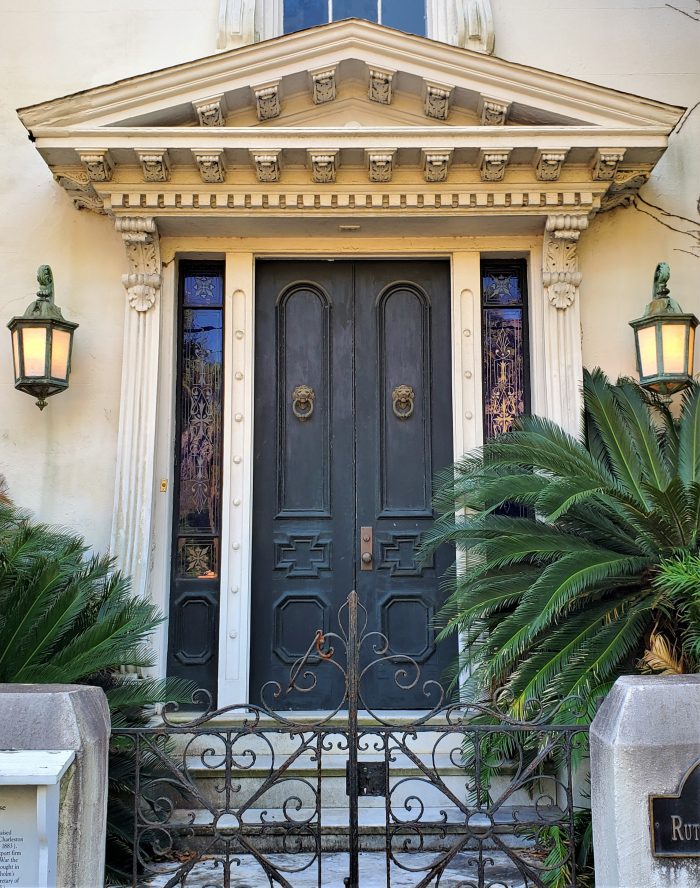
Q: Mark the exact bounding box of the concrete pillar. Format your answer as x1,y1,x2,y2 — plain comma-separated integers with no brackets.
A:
0,684,110,888
591,675,700,888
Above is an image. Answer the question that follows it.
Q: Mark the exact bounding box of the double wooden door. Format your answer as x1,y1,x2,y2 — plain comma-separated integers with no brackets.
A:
251,260,454,709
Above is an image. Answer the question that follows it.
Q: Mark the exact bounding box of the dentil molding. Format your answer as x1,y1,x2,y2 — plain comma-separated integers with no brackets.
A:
116,217,162,312
542,214,589,310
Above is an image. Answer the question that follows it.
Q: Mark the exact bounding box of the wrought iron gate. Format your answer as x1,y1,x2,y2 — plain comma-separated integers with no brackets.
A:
113,592,590,887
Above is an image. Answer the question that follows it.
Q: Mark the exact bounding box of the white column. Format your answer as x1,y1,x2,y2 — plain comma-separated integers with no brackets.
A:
540,214,589,437
218,251,255,706
110,217,162,603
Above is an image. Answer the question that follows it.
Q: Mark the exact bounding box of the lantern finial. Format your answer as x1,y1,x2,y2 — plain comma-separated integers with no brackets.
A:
36,265,54,301
653,261,670,299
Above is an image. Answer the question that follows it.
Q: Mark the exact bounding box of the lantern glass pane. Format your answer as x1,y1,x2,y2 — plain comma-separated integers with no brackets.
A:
21,326,47,377
661,322,687,375
51,328,71,381
11,330,20,381
636,325,658,379
688,325,696,376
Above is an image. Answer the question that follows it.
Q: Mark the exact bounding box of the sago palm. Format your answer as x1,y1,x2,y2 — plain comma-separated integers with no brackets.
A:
424,369,700,719
0,500,195,883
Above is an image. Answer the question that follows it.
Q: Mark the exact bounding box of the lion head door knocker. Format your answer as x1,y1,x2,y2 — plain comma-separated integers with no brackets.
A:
392,384,415,420
292,384,315,421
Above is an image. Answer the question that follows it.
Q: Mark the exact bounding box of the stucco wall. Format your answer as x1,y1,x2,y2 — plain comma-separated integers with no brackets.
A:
0,0,698,547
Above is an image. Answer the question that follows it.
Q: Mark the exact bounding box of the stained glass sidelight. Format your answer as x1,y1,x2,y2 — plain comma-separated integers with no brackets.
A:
481,262,529,440
168,263,224,700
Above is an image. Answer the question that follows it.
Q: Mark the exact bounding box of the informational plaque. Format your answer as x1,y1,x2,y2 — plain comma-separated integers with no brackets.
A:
0,750,75,888
651,759,700,857
0,785,40,887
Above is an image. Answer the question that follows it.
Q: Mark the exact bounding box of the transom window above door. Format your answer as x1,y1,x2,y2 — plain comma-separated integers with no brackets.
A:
283,0,426,36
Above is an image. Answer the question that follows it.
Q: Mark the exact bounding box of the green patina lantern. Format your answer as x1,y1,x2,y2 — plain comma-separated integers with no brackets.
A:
8,265,78,410
630,262,698,396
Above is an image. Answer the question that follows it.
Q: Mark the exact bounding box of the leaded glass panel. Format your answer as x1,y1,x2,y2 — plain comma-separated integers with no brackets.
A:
178,307,223,535
481,262,529,441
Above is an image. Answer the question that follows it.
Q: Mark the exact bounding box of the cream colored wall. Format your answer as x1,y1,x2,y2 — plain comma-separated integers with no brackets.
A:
490,0,700,379
0,0,698,544
0,1,221,543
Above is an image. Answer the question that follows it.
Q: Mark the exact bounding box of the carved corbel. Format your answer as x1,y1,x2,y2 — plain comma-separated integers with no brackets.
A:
591,148,626,181
116,217,161,312
136,149,170,182
217,0,255,49
599,167,651,212
193,94,225,126
308,150,339,184
366,150,396,183
542,215,589,310
311,67,336,104
479,149,511,182
535,149,568,182
368,68,394,104
424,82,453,120
422,149,453,183
250,150,282,183
457,0,495,53
253,81,281,120
53,169,104,213
78,149,114,182
192,149,227,183
478,95,510,126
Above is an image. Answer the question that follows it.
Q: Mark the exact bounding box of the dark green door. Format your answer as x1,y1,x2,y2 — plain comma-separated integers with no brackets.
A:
251,260,454,709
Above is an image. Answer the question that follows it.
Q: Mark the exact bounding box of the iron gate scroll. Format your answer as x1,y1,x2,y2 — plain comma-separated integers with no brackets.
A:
113,592,590,887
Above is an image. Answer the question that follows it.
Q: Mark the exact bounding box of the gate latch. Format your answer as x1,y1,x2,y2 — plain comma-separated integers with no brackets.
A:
347,761,387,797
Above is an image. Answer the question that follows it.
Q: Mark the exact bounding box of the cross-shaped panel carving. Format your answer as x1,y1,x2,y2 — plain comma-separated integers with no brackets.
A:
377,532,433,577
274,534,332,577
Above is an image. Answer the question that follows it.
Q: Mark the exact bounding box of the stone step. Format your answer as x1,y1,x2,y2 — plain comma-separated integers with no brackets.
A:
145,850,530,888
176,754,550,810
166,805,558,853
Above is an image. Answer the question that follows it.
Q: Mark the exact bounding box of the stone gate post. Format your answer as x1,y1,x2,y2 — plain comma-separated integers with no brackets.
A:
591,675,700,888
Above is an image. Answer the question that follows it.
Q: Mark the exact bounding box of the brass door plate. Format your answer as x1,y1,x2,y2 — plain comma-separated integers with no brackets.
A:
360,526,373,570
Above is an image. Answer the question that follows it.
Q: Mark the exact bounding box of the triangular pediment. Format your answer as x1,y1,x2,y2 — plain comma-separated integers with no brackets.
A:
19,18,682,132
17,19,684,220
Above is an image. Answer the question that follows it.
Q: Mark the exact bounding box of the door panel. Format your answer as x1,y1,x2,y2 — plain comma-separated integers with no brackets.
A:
252,263,354,709
354,262,454,709
251,260,454,710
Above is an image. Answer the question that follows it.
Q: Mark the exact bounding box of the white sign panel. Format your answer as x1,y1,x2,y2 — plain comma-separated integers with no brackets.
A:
0,785,40,887
0,751,75,888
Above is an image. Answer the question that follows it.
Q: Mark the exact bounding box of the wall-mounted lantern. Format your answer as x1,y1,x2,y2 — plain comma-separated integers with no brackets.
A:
630,262,697,396
8,265,78,410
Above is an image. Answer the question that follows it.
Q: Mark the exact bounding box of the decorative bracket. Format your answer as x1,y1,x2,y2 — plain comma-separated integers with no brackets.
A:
254,81,281,120
457,0,495,53
192,149,227,183
53,169,104,213
193,94,225,126
542,214,589,310
78,149,114,182
250,150,282,183
479,149,511,182
366,150,396,183
136,149,170,182
424,81,453,120
311,67,336,104
535,149,568,182
478,95,510,125
308,150,339,184
591,148,626,181
599,167,651,212
368,68,394,104
116,217,162,312
422,150,453,183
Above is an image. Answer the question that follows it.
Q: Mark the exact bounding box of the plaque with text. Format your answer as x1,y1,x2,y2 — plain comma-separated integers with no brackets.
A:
651,759,700,857
0,785,40,887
